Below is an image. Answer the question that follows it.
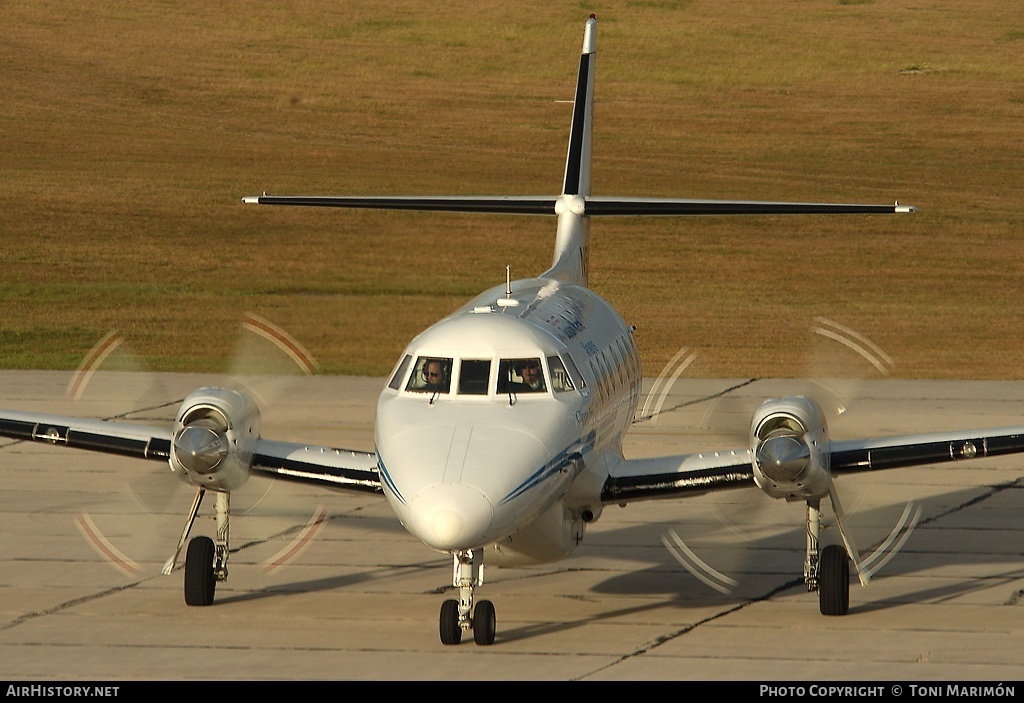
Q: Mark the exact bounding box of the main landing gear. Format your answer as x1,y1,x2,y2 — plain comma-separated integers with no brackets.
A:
439,549,495,645
163,487,231,606
804,498,850,616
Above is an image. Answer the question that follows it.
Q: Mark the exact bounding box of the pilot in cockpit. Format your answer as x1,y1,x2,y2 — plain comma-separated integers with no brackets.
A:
506,359,546,393
421,358,449,392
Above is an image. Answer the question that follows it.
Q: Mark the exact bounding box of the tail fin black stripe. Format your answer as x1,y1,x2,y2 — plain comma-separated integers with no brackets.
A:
562,53,591,196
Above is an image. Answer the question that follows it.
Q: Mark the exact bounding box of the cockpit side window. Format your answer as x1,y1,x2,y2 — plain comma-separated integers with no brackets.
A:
406,356,452,393
387,354,412,391
497,357,546,394
561,353,587,389
546,355,575,393
458,359,491,395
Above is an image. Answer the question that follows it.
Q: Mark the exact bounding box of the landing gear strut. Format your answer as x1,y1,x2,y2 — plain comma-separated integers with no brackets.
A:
804,498,850,615
164,487,231,606
439,549,495,645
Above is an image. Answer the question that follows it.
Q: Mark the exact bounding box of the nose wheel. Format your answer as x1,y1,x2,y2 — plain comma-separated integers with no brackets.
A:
439,598,496,645
472,599,496,645
439,549,496,645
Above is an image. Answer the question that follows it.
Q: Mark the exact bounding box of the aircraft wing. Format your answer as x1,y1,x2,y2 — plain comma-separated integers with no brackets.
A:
251,439,381,494
829,427,1024,473
0,408,382,494
602,425,1024,504
602,449,753,503
0,410,173,462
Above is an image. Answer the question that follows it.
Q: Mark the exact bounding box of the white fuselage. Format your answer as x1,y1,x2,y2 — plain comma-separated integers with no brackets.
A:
374,275,642,565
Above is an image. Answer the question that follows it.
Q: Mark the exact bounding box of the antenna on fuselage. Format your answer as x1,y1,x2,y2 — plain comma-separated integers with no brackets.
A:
497,265,519,309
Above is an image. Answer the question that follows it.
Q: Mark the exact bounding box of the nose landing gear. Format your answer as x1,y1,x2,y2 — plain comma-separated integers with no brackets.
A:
439,549,495,645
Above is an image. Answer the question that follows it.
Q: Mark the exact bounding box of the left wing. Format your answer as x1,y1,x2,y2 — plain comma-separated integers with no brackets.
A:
603,424,1024,505
602,449,753,504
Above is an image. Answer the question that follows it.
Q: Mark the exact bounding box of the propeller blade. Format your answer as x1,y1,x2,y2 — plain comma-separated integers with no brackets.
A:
662,528,739,595
828,482,869,587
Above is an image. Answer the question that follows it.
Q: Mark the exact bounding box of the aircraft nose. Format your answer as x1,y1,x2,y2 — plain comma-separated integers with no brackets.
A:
406,483,494,551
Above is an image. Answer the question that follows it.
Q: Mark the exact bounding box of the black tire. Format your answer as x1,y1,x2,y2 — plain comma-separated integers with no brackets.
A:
819,544,850,616
439,599,462,645
473,599,496,645
184,536,216,606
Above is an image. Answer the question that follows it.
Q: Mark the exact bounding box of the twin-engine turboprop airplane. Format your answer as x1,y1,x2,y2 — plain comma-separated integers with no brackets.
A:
2,15,1023,646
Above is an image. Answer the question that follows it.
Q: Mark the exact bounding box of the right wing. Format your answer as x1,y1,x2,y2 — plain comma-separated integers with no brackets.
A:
0,407,381,495
0,410,172,462
252,439,381,494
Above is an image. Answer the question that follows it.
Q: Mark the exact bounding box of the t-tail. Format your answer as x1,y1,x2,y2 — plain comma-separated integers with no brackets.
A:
243,14,913,289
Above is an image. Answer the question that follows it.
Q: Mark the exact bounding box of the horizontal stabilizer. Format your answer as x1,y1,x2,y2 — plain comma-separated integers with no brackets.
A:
242,195,557,215
243,195,913,217
583,198,914,216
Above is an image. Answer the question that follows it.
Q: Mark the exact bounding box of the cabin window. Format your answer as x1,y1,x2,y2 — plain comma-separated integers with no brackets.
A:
406,356,452,393
497,358,546,394
387,354,412,391
609,343,624,388
615,336,627,371
626,337,640,377
458,359,491,395
547,355,575,393
591,357,606,401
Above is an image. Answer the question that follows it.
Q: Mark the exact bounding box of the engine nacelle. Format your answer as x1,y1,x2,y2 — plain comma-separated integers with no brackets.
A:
749,396,832,501
168,387,261,493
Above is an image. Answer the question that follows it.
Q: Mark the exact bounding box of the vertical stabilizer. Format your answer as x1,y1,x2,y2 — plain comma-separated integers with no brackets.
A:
562,15,596,198
544,15,597,287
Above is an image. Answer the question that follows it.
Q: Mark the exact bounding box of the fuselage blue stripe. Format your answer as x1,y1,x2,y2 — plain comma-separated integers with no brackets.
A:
377,454,405,504
497,431,595,507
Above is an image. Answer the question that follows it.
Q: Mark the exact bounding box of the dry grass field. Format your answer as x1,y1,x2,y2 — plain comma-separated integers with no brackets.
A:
2,0,1022,378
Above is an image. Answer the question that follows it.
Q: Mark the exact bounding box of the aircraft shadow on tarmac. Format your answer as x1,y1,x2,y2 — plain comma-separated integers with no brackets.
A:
582,478,1024,614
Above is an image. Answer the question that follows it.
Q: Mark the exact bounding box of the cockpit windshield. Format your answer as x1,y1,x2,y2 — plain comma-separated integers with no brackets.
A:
547,355,575,392
497,358,546,394
390,352,583,397
458,359,491,395
406,356,452,393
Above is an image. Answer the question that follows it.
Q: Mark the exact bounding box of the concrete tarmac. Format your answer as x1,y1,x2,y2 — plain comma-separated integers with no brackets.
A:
0,371,1021,681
